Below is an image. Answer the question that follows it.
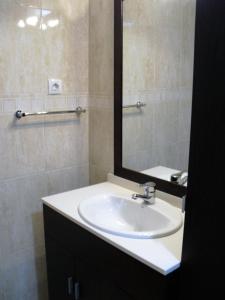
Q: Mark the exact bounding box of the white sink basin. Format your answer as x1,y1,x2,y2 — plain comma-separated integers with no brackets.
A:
78,195,183,239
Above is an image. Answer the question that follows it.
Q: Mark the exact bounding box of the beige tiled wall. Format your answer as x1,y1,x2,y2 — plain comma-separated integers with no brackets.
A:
123,0,196,172
89,0,114,184
0,0,89,299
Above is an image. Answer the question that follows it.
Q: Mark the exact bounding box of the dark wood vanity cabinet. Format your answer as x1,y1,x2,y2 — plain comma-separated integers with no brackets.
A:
44,205,180,300
45,238,75,300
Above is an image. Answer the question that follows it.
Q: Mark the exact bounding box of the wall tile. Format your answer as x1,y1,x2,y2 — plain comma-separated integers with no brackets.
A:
0,115,46,180
89,0,114,184
77,95,89,108
90,162,113,185
0,1,90,299
67,95,78,109
181,0,196,87
0,264,5,300
1,246,47,300
44,113,89,170
89,0,114,96
47,164,89,196
45,96,67,111
89,107,113,173
0,174,48,258
3,99,17,114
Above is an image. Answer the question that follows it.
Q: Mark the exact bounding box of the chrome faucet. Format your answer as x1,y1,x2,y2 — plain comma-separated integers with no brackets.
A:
170,170,188,186
132,182,156,205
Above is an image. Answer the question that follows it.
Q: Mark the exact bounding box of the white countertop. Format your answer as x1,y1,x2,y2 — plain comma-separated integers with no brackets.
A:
42,181,184,276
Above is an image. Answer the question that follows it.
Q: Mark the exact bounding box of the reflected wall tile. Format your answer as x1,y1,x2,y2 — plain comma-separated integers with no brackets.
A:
123,34,155,92
0,291,5,300
181,0,196,87
178,97,192,142
122,0,194,173
122,88,190,172
122,93,140,107
153,98,179,145
123,0,154,28
176,140,190,171
0,100,3,113
154,32,182,89
123,107,152,157
142,91,161,104
0,264,6,300
123,153,139,172
153,0,182,29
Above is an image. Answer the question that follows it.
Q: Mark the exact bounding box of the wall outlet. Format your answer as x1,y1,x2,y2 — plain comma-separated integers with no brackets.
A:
48,79,62,95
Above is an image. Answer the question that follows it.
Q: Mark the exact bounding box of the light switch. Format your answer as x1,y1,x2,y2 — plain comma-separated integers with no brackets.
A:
48,79,62,95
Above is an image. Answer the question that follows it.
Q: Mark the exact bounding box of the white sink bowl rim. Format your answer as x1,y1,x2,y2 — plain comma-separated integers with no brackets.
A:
78,194,183,239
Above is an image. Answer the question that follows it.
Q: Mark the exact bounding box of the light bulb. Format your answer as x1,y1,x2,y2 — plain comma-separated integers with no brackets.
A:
40,23,47,31
47,19,59,28
17,19,26,28
26,16,39,26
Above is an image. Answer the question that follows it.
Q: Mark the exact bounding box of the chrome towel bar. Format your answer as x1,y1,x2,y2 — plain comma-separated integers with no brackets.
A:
15,106,86,119
123,101,146,109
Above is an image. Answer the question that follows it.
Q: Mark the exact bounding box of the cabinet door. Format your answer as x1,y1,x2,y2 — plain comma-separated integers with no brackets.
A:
76,258,134,300
76,258,100,300
102,283,135,300
45,237,75,300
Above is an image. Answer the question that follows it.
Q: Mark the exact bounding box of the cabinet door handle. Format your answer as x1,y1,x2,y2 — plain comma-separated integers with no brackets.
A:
67,277,73,296
74,282,80,300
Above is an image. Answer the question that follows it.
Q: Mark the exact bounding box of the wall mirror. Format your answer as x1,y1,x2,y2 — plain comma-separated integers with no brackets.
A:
114,0,196,197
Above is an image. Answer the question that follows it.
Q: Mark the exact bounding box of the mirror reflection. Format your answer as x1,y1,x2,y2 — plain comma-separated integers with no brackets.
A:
122,0,196,186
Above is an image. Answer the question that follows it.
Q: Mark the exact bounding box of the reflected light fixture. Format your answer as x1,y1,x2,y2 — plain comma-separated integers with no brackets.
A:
26,15,39,26
47,19,59,28
40,23,47,31
17,19,26,28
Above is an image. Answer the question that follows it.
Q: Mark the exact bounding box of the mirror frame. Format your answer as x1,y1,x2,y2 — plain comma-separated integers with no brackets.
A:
114,0,187,197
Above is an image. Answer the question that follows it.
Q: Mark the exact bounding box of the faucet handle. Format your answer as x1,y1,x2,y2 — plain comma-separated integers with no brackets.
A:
140,182,156,193
140,182,156,188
